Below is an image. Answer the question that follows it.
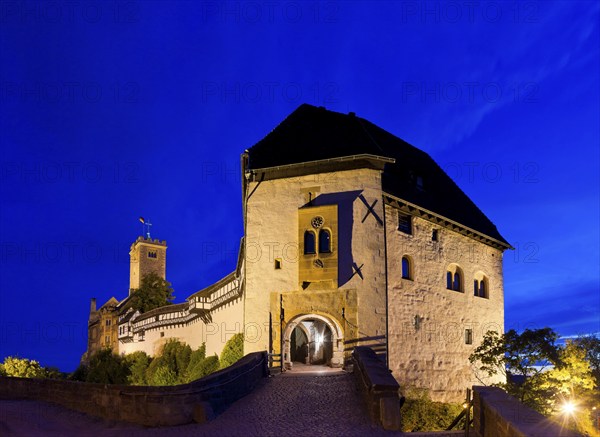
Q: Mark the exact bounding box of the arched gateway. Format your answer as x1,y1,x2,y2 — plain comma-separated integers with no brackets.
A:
282,314,344,369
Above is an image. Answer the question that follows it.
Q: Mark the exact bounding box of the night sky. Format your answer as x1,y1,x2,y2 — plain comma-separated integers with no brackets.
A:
1,1,598,372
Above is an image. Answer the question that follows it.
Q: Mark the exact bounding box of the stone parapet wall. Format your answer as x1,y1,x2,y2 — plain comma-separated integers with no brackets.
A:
352,346,404,430
0,351,268,427
472,386,582,437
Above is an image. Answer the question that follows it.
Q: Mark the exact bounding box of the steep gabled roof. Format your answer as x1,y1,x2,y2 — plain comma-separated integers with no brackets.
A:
247,104,509,247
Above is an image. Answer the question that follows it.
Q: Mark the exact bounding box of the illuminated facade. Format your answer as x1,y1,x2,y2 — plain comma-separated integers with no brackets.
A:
87,104,511,402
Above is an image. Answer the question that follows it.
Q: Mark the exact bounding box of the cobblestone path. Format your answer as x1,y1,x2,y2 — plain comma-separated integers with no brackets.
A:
0,372,403,436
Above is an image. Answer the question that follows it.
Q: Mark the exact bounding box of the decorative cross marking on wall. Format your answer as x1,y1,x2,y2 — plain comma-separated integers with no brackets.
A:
349,263,364,281
358,195,383,225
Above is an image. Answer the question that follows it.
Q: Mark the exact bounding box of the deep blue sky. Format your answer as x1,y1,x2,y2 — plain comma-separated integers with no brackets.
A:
1,1,598,371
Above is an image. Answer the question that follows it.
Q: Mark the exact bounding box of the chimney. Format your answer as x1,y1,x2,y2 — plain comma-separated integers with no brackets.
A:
90,298,97,313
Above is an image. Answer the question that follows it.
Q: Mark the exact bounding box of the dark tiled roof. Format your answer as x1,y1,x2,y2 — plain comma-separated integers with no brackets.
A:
247,104,509,246
134,302,189,322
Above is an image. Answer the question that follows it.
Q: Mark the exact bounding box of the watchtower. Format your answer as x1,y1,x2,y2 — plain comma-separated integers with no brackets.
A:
129,236,167,293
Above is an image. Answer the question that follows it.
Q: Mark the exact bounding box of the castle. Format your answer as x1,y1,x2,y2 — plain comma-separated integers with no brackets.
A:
87,104,511,402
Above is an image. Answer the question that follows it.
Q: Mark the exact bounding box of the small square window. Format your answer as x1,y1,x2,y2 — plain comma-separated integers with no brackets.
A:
398,213,412,234
274,258,282,269
160,332,165,338
432,230,438,241
465,329,473,345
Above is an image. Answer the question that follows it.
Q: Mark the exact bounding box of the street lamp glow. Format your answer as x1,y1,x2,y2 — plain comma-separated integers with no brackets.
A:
561,401,576,415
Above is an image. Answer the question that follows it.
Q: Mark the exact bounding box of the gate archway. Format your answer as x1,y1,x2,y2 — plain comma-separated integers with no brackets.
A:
283,313,344,369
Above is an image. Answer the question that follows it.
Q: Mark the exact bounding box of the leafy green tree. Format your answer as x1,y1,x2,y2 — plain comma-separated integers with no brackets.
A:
86,348,130,384
469,328,561,412
183,344,207,383
148,365,178,386
543,341,595,402
145,339,191,385
69,364,89,382
572,335,600,387
43,366,64,379
124,351,151,385
186,355,220,382
130,272,175,313
220,333,244,369
541,341,598,436
1,357,47,378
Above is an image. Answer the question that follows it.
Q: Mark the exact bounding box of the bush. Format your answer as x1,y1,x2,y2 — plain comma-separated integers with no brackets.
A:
183,344,207,383
220,333,244,369
124,351,151,385
186,355,220,382
69,364,88,381
1,357,47,378
146,339,192,385
147,365,178,386
400,387,464,432
86,348,130,384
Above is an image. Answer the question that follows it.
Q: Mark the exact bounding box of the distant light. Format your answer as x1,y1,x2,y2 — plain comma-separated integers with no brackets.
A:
462,403,468,409
561,401,576,415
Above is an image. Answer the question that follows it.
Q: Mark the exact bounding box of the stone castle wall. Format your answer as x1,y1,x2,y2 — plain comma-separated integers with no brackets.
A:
243,168,387,361
385,203,505,402
129,238,167,291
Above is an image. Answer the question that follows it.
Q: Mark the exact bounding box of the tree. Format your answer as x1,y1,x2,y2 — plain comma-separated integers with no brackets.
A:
186,355,219,382
1,357,46,378
220,333,244,369
469,328,561,412
129,272,175,313
541,341,598,436
183,344,207,383
124,351,151,385
86,348,130,384
146,339,191,385
148,365,178,386
572,335,600,388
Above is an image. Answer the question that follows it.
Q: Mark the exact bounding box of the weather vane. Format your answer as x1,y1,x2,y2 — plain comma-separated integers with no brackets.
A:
139,217,152,239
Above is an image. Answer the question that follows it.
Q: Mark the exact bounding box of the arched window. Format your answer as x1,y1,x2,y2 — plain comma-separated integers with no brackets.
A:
402,256,411,280
304,231,316,254
474,276,488,298
447,265,463,292
453,271,461,291
318,229,331,253
474,273,489,298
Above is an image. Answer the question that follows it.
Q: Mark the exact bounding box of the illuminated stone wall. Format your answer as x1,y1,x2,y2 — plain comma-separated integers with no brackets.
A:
386,204,505,403
243,168,388,364
128,237,167,291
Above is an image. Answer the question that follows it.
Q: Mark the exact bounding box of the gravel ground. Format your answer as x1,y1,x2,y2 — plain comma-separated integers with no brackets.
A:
0,372,403,437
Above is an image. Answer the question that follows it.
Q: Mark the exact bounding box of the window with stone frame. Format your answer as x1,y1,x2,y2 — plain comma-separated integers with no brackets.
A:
402,256,412,280
318,229,331,253
304,230,316,254
398,212,412,234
